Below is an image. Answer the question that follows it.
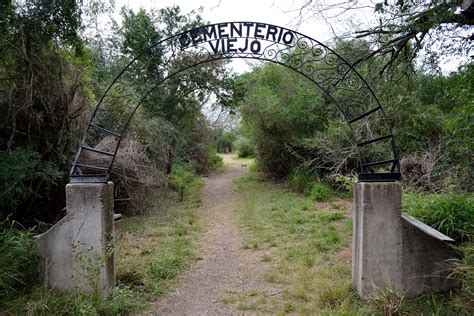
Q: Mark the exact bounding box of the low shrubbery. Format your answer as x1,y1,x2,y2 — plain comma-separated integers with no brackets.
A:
310,182,334,202
288,168,336,201
207,152,224,172
288,168,318,193
234,136,255,158
170,164,203,201
0,218,37,307
403,192,474,242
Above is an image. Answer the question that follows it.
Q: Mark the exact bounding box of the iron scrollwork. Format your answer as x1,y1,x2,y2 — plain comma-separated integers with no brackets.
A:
70,22,401,183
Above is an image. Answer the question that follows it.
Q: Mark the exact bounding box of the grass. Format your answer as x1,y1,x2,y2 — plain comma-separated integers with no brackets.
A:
221,152,255,167
0,219,37,305
228,172,473,315
1,175,204,315
114,175,204,306
403,192,474,242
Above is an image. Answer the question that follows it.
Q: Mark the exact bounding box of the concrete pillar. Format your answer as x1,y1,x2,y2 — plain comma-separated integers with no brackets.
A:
352,181,403,297
35,182,115,297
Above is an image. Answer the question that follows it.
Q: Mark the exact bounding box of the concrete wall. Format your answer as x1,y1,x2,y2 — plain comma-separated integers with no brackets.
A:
352,181,460,298
34,182,115,297
401,214,460,297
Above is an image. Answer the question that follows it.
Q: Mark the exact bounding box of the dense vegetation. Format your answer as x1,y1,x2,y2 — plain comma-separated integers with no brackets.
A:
0,1,228,223
234,52,473,192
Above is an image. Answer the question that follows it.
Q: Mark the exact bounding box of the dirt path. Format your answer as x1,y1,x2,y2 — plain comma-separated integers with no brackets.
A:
145,155,278,315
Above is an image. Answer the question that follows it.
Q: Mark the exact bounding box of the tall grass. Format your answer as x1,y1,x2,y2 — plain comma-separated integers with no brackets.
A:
0,218,37,306
403,192,474,241
450,243,474,300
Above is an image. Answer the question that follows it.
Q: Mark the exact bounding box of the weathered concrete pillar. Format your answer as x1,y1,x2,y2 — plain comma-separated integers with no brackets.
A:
352,181,459,298
352,181,403,297
35,182,115,297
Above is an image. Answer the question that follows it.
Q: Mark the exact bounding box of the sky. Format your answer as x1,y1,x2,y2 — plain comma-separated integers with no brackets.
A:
108,0,463,73
112,0,372,73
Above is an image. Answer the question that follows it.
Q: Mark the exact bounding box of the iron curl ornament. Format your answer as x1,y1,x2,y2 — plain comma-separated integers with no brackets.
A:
70,22,401,183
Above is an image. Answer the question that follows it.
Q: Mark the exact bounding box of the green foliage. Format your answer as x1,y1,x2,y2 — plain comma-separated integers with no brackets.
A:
403,192,474,241
327,173,356,193
0,148,61,211
0,0,92,222
207,152,224,172
213,129,237,153
310,182,334,202
450,243,474,300
0,218,37,306
149,238,192,281
234,136,254,158
236,40,473,191
236,63,329,177
3,285,141,315
169,164,202,201
288,168,318,194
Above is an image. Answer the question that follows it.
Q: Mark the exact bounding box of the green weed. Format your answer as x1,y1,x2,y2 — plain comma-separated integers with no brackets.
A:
2,175,204,314
170,164,203,201
310,182,335,201
403,192,474,241
0,218,37,307
232,173,473,315
207,152,224,172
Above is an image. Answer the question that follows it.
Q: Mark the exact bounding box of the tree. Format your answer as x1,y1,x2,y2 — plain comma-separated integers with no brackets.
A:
104,6,234,173
0,0,92,222
291,0,474,73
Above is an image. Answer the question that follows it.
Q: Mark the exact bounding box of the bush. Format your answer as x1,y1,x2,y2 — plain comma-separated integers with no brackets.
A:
207,152,224,172
0,148,61,215
0,218,37,305
327,173,356,193
310,182,334,202
234,136,254,158
169,165,199,201
288,168,318,193
403,192,474,241
92,137,165,215
215,130,237,153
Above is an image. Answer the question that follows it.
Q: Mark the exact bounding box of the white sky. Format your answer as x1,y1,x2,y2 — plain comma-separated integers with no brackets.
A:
112,0,369,73
108,0,463,73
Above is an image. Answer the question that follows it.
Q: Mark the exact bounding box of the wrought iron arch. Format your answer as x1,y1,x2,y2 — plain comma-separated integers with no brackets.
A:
70,22,401,183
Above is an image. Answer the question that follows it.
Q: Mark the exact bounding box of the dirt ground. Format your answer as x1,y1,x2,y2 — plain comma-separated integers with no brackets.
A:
144,154,279,315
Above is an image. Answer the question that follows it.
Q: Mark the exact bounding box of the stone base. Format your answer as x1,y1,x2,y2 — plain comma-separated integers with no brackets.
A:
352,181,460,298
34,182,115,297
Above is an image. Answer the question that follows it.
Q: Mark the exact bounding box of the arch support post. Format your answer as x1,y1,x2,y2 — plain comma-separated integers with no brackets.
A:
352,181,459,298
35,182,115,298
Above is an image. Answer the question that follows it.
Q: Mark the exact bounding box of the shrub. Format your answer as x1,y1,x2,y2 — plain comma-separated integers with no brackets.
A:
288,168,318,193
310,182,334,202
0,218,37,305
215,130,237,153
92,137,165,215
207,152,224,172
403,192,474,241
0,148,61,214
234,136,255,158
169,164,198,201
327,173,357,193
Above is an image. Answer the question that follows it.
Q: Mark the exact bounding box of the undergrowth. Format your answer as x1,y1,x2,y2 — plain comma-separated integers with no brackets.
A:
231,172,473,315
1,172,204,314
0,218,37,308
403,192,474,242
